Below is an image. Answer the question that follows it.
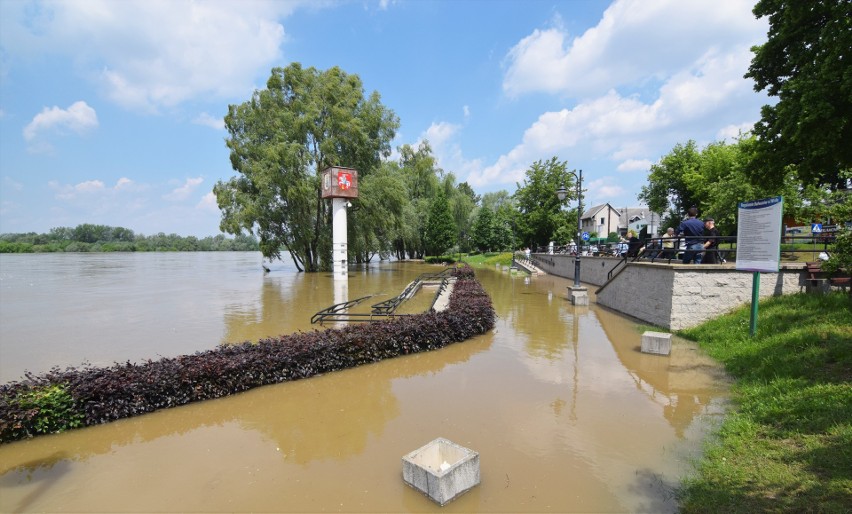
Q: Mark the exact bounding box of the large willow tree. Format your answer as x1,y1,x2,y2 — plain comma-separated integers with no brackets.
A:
214,63,399,271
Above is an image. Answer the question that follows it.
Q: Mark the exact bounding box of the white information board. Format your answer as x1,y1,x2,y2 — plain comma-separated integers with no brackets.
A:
736,196,783,272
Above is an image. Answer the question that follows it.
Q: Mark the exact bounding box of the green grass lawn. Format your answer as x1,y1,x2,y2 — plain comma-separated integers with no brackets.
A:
458,251,514,267
677,292,852,513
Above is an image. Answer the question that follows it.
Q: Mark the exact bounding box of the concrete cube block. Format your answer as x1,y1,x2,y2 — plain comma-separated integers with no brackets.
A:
402,438,480,506
569,287,589,306
641,331,672,355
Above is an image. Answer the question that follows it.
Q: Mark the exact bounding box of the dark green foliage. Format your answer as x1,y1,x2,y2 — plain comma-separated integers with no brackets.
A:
424,256,457,264
424,193,457,256
215,63,399,271
746,0,851,189
2,383,83,440
471,207,496,252
0,226,259,253
0,266,494,444
513,157,576,249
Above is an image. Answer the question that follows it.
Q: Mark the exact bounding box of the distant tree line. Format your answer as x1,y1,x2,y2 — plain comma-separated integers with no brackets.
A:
0,224,259,253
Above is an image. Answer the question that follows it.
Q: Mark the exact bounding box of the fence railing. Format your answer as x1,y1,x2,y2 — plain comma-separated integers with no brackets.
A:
311,267,456,325
534,232,839,264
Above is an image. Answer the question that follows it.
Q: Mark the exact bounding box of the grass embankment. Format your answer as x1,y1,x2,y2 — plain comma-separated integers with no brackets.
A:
459,251,513,268
678,292,852,513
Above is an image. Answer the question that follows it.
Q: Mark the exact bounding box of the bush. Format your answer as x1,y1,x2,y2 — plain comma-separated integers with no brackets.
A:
0,265,494,443
425,255,457,264
1,382,83,440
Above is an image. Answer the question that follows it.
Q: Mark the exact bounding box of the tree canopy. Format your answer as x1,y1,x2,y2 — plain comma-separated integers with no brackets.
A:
214,63,399,271
746,0,851,189
424,192,457,256
513,158,577,248
639,136,803,234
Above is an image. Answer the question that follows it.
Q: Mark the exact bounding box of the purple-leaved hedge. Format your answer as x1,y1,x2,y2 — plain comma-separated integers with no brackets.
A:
0,265,495,443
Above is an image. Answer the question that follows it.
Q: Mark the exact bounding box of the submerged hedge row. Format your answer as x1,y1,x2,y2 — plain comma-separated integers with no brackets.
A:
0,265,495,444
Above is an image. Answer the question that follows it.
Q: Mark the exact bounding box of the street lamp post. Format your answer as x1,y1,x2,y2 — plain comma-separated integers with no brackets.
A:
557,169,588,305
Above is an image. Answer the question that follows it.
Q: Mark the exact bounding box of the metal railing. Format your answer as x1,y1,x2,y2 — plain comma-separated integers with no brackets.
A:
311,268,456,325
535,231,839,265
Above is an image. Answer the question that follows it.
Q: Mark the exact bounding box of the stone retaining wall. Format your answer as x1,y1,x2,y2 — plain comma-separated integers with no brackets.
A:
529,253,620,286
531,253,814,330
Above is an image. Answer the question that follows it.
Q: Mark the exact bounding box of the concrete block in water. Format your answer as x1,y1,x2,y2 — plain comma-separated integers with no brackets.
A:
569,287,589,306
402,438,480,506
641,331,672,355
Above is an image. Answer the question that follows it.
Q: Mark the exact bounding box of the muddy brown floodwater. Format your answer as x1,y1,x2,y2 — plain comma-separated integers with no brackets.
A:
0,253,730,512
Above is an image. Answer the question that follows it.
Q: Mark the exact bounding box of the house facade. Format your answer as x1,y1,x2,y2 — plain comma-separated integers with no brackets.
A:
580,203,621,238
618,207,662,237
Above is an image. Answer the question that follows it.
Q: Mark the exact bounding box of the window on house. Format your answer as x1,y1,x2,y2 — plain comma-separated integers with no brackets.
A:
600,217,605,225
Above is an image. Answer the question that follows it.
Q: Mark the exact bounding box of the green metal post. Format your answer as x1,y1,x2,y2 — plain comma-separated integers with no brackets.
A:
750,271,760,337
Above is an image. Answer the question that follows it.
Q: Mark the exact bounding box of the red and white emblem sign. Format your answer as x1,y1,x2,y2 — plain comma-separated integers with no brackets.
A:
337,171,352,190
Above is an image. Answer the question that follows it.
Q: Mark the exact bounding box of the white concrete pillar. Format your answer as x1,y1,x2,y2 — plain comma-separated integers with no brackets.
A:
332,197,348,280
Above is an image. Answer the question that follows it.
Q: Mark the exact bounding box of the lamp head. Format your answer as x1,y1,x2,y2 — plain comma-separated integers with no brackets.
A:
556,184,568,201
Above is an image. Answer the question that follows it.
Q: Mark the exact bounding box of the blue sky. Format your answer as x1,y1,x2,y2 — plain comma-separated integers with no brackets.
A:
0,0,770,237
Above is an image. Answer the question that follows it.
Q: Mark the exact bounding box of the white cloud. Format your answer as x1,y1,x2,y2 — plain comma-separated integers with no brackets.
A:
466,0,769,204
418,122,485,181
716,122,754,142
7,0,301,112
502,0,764,99
616,159,652,173
422,122,460,148
197,191,219,211
3,176,24,191
50,179,106,199
114,177,150,192
588,177,627,200
23,101,98,152
164,177,204,201
115,177,134,190
193,112,225,130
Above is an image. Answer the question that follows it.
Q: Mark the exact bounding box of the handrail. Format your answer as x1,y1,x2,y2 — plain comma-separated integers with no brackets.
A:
428,277,451,312
607,254,629,281
310,295,373,324
311,267,457,325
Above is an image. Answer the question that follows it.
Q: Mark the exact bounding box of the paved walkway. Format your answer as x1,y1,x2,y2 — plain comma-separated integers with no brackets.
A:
514,258,544,275
431,278,456,311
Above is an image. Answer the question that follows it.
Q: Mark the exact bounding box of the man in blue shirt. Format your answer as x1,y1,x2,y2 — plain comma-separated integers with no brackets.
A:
677,207,705,264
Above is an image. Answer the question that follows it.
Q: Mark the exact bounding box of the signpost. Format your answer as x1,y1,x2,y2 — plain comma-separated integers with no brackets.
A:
736,196,783,336
321,167,359,281
811,223,823,258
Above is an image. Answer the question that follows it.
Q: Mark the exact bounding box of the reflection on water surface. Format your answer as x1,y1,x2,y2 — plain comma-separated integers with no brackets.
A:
0,253,729,512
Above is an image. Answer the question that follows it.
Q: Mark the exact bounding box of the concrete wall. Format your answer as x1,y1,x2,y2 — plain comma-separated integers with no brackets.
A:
530,253,621,286
597,263,809,330
531,253,815,330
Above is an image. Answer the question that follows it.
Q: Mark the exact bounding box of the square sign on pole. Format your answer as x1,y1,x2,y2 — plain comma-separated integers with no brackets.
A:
736,196,784,337
321,167,359,199
736,196,784,273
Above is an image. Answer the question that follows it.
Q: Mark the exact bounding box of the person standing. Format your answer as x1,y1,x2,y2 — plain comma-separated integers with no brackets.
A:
661,227,676,259
702,218,720,264
627,230,642,258
677,207,705,264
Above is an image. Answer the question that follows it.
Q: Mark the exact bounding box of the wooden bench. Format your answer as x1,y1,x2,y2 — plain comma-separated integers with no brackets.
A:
806,261,851,292
806,261,827,285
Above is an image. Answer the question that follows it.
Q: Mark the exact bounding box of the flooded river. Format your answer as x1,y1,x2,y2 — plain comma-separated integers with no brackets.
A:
0,253,729,512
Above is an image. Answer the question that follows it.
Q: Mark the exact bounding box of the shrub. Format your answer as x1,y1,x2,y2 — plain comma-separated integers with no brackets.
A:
0,265,494,443
0,382,83,440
